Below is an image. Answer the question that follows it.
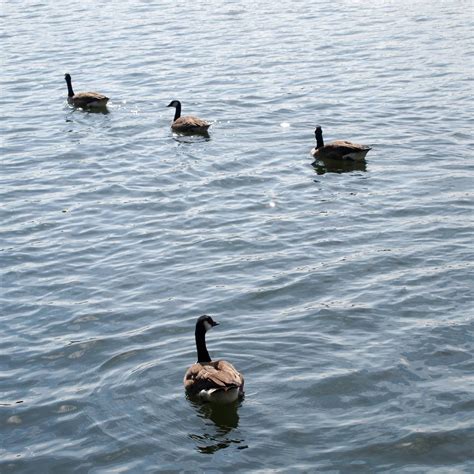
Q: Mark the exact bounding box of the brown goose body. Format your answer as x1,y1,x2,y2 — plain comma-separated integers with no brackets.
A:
184,360,244,403
184,316,244,404
65,74,109,108
167,100,210,134
311,126,371,162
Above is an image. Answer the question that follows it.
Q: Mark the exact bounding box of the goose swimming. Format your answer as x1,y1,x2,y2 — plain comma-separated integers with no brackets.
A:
311,126,371,161
167,100,210,134
64,73,109,108
184,315,244,404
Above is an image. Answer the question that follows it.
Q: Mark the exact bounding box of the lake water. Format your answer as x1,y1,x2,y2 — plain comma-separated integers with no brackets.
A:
1,0,473,472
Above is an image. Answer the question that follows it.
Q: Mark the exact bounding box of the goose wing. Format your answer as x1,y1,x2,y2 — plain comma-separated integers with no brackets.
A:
332,140,370,150
184,360,243,394
173,115,210,131
318,141,371,159
73,92,109,106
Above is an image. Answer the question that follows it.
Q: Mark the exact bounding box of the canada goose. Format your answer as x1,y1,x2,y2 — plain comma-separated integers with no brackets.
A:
167,100,210,134
184,315,244,404
311,126,371,161
64,73,109,108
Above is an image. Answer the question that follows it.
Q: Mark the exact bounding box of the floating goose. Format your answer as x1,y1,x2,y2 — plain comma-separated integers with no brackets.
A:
184,315,244,404
311,126,371,161
167,100,210,134
64,73,109,108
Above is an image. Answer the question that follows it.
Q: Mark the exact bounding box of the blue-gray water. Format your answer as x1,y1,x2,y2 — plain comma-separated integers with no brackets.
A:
1,1,473,472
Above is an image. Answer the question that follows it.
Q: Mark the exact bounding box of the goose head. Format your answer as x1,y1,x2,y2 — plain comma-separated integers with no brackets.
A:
196,314,219,333
167,100,181,109
315,125,324,149
64,73,74,97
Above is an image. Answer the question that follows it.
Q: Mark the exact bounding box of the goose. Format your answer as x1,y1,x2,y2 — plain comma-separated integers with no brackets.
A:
167,100,210,134
64,73,109,108
184,315,244,404
311,126,371,161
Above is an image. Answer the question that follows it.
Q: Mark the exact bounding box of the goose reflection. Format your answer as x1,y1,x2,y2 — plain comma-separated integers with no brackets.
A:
65,107,110,123
312,157,367,175
73,106,110,115
172,130,210,143
187,397,247,454
84,107,110,115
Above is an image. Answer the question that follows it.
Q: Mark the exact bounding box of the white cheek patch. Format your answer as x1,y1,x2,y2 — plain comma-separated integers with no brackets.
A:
203,321,212,331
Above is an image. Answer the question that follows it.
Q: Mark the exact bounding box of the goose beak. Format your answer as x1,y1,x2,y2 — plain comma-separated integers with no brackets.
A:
212,321,219,327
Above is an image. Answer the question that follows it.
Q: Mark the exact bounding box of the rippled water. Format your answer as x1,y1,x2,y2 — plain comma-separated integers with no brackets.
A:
1,0,473,472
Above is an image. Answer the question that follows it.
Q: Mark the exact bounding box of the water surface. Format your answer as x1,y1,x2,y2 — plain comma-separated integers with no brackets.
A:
1,1,473,472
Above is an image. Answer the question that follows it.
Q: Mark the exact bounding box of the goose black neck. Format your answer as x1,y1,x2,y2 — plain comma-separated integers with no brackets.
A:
195,325,211,363
315,128,324,149
65,76,74,97
173,102,181,121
